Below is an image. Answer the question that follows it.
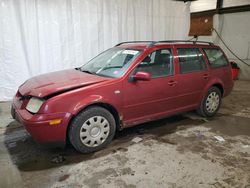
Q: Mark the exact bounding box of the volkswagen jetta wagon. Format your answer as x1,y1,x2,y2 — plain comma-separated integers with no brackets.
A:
12,41,234,153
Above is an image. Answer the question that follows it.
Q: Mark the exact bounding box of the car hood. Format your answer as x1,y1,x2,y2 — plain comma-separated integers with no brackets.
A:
19,69,110,98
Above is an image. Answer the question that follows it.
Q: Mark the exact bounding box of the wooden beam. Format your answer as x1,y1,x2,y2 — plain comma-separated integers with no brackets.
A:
191,4,250,17
219,5,250,14
191,10,216,18
216,0,223,10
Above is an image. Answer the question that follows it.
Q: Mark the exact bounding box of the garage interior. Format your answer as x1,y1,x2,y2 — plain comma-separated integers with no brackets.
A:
0,0,250,187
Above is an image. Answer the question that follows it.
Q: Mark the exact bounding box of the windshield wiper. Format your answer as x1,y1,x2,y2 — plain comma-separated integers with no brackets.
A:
96,66,123,74
81,70,95,75
102,66,123,70
76,67,95,75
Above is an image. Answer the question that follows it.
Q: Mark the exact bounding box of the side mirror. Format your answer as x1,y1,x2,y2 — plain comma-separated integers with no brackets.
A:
132,71,151,81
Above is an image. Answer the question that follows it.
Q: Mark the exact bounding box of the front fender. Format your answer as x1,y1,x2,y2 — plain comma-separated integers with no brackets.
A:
72,95,103,115
71,95,120,116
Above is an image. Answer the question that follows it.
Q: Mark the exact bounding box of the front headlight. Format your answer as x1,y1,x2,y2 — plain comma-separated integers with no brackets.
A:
26,97,45,113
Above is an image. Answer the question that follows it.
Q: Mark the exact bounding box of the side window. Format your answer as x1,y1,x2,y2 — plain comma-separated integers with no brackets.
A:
177,48,206,74
203,48,228,68
136,49,173,78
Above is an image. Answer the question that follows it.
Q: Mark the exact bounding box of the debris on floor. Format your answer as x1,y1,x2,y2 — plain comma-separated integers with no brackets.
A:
202,118,209,122
58,174,70,182
7,142,17,148
50,155,66,164
214,136,225,142
196,131,205,139
241,144,249,149
132,137,143,143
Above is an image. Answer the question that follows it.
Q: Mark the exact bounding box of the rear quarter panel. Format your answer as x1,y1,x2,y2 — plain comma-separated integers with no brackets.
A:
202,46,234,97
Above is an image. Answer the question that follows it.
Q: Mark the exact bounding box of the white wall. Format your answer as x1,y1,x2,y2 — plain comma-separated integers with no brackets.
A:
197,12,250,80
0,0,190,101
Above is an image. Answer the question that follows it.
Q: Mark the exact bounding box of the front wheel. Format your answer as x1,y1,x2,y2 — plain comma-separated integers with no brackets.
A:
197,87,222,117
69,106,116,153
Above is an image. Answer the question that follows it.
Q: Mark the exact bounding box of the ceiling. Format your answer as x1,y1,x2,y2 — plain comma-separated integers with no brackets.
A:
190,0,250,12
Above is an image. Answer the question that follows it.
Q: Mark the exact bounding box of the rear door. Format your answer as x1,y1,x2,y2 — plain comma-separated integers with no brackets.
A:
174,47,210,109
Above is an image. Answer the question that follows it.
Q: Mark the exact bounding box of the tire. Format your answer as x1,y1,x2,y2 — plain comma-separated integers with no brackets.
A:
69,106,116,153
197,87,222,117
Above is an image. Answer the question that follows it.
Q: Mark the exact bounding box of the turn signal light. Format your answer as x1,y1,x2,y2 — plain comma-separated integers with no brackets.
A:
49,119,62,125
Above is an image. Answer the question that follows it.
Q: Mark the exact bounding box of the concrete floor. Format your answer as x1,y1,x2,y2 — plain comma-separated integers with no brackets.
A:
1,81,250,188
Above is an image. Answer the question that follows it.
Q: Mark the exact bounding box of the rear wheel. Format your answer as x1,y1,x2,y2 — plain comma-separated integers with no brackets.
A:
69,106,116,153
197,87,222,117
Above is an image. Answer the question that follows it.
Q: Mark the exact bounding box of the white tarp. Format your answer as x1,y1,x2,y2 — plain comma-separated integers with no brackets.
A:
0,0,190,101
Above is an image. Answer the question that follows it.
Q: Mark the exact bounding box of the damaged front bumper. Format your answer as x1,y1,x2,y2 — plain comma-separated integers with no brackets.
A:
11,95,73,146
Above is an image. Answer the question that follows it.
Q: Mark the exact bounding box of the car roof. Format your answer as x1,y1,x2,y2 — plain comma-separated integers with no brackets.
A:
116,41,219,50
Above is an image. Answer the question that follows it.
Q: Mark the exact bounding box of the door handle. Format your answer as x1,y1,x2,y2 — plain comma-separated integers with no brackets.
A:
168,80,177,86
203,74,210,80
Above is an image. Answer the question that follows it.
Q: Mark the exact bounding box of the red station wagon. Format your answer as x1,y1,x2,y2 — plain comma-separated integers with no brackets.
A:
12,41,234,153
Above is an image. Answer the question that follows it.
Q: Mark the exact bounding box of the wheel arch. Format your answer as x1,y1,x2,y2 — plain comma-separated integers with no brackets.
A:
199,81,224,108
66,102,122,145
197,82,224,117
211,83,224,96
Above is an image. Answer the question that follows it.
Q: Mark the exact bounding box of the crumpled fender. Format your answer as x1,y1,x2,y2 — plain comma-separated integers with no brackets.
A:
71,94,119,116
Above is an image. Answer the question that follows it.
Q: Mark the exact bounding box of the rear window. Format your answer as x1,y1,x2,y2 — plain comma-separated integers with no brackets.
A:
177,48,207,74
203,48,228,68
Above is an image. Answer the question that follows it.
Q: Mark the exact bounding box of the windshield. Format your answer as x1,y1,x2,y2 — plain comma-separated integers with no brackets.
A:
80,48,141,78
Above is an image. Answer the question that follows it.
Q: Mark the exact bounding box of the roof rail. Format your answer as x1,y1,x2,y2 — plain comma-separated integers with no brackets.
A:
115,40,213,47
155,40,214,45
115,41,154,47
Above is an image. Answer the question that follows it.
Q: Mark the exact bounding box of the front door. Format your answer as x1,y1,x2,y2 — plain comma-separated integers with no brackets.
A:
122,48,179,126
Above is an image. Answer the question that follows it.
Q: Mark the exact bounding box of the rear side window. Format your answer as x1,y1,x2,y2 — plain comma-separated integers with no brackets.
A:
177,48,206,74
203,48,228,68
